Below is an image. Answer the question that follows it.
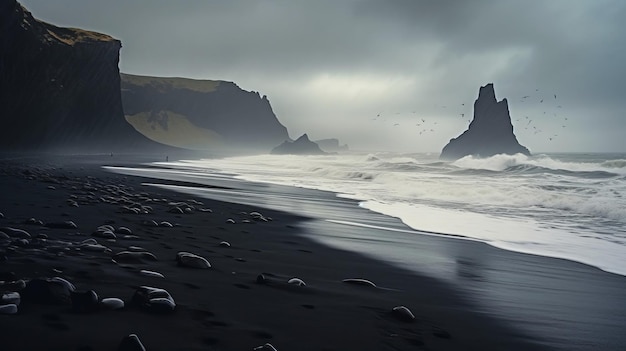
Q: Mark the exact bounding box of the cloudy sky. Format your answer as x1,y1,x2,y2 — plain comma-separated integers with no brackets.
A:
22,0,626,153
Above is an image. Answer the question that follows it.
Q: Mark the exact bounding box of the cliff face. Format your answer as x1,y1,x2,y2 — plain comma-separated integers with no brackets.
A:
0,0,163,152
271,134,325,155
440,83,530,160
121,74,290,153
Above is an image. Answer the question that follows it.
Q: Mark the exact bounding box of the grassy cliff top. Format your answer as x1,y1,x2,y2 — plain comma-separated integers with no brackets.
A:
121,73,221,93
16,4,118,46
43,24,117,45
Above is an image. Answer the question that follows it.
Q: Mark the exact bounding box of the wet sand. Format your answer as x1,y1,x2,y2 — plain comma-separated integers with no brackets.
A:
0,154,616,350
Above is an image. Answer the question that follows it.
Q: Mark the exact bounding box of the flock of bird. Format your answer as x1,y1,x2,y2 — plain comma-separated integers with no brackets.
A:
514,89,569,142
371,111,440,136
369,89,569,143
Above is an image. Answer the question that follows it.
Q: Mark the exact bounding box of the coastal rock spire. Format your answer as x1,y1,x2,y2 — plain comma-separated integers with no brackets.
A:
440,83,530,160
270,133,326,155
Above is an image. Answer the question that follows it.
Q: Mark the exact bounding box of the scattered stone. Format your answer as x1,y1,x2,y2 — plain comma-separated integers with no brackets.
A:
113,251,157,264
226,218,235,224
287,278,306,287
98,225,115,232
131,286,176,313
219,241,231,248
45,221,78,229
100,297,125,310
199,208,212,213
127,246,146,252
158,221,173,228
1,227,31,239
79,238,98,245
79,243,110,253
122,235,141,240
139,270,165,279
391,306,415,323
141,220,159,227
92,227,116,240
22,277,76,304
256,274,267,284
176,252,211,269
168,202,195,212
36,233,48,240
118,334,146,351
0,303,18,314
254,343,278,351
11,238,30,247
249,211,269,222
342,278,377,288
25,217,39,225
168,207,184,214
116,227,132,235
71,290,99,313
1,292,20,306
0,280,26,291
0,212,4,219
120,206,140,214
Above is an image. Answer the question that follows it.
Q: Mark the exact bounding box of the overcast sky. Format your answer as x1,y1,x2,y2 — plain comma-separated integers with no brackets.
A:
21,0,626,153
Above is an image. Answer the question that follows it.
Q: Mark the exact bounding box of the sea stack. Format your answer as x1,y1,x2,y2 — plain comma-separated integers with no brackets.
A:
270,134,326,155
440,83,530,160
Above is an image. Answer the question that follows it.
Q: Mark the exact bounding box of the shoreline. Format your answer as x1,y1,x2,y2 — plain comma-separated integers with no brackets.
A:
0,155,554,350
102,155,626,351
142,152,626,278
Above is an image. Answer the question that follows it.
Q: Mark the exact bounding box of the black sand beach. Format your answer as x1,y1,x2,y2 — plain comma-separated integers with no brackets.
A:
1,155,624,351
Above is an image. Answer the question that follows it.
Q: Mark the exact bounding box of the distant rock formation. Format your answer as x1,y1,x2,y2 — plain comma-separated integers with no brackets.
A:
315,138,349,153
0,0,167,152
121,74,289,153
271,134,326,155
440,83,530,160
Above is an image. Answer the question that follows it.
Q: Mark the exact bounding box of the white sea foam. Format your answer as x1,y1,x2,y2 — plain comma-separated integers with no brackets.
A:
147,152,626,276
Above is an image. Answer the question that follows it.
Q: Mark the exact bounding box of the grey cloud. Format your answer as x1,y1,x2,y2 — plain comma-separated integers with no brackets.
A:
19,0,626,152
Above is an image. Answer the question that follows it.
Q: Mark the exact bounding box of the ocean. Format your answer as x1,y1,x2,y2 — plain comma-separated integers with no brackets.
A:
144,152,626,276
106,151,626,350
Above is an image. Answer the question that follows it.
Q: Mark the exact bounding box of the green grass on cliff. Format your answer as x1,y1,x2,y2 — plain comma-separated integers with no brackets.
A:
20,4,118,45
121,73,220,93
125,110,222,150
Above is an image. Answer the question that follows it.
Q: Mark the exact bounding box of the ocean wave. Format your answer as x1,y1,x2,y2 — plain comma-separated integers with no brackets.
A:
451,153,625,177
601,159,626,168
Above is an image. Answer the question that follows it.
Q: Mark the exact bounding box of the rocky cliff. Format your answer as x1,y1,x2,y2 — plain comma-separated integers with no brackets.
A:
1,1,290,155
440,83,530,160
121,74,290,153
0,0,165,152
271,134,325,155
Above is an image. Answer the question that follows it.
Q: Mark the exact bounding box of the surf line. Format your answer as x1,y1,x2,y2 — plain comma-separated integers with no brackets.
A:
326,219,484,243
